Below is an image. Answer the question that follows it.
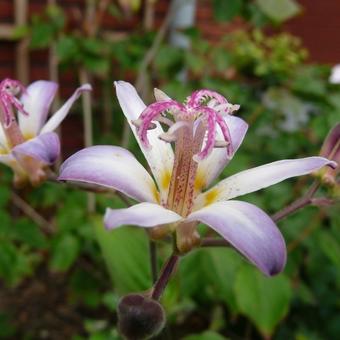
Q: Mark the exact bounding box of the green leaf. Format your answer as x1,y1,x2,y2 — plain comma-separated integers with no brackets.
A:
93,216,150,293
256,0,301,23
184,330,227,340
318,231,340,269
234,265,292,337
0,241,34,286
13,218,47,248
56,36,79,62
213,0,243,22
30,21,55,48
49,234,80,272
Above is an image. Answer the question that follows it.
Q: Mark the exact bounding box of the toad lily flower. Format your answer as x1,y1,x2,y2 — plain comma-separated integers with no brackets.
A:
0,78,91,186
59,81,336,276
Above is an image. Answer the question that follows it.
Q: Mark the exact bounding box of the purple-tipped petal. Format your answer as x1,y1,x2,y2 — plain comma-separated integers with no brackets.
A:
115,81,174,201
187,201,286,276
196,115,248,190
12,132,60,165
40,84,92,134
19,81,58,137
104,202,182,229
59,145,159,203
198,157,337,204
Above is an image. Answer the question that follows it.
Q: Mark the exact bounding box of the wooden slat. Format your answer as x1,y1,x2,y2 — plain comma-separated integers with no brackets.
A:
14,0,29,83
0,24,15,40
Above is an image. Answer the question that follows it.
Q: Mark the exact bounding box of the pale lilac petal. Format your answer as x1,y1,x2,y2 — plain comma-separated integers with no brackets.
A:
58,145,159,203
104,202,182,229
19,81,58,138
115,81,174,201
196,115,248,191
187,200,286,276
197,157,337,206
12,132,60,165
40,84,92,134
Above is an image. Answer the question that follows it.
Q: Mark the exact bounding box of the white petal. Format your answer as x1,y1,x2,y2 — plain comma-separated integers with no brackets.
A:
196,115,248,191
196,157,336,206
0,125,9,151
115,81,174,200
187,200,286,276
104,202,182,229
59,145,159,203
329,64,340,84
40,84,92,134
19,81,58,138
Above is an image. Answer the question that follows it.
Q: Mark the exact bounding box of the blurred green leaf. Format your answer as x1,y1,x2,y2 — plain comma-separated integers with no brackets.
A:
93,216,150,293
30,21,55,48
256,0,301,23
0,241,34,286
212,0,243,22
318,231,340,269
50,234,80,271
184,330,227,340
56,36,79,62
234,265,292,337
13,218,47,249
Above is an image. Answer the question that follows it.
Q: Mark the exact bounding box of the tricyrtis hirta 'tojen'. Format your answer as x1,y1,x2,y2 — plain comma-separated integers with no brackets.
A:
59,81,336,276
0,78,91,186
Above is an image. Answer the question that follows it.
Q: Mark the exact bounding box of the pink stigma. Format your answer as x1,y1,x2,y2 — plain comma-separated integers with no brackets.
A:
0,78,28,128
134,89,236,160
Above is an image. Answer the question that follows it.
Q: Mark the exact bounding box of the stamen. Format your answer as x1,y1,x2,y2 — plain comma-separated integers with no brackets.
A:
137,100,185,148
155,116,174,127
187,89,228,108
0,78,28,128
215,114,233,157
154,88,171,101
193,107,216,162
214,140,230,148
158,133,177,143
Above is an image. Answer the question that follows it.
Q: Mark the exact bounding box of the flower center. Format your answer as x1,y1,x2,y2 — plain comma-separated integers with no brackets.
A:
134,89,239,216
0,78,28,148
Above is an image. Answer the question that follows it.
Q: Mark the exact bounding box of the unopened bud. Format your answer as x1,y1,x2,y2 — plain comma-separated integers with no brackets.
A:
118,294,166,340
316,123,340,186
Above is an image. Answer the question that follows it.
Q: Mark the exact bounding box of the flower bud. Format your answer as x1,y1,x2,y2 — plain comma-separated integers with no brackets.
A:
118,294,166,340
316,123,340,186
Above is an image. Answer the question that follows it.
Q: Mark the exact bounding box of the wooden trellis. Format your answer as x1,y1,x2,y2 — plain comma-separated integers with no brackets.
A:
0,0,29,83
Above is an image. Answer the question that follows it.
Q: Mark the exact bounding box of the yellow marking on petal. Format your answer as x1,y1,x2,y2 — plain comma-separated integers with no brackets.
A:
204,188,219,206
152,184,161,204
160,169,171,190
194,171,206,192
24,133,35,141
0,148,8,155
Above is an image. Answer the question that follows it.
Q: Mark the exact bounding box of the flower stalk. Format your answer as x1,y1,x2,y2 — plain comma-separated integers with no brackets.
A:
151,254,179,301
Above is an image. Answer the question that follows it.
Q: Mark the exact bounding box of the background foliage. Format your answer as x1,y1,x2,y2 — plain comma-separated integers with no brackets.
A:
1,0,339,339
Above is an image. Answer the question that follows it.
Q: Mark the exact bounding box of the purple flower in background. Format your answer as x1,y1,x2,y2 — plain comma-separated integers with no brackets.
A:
0,78,91,186
59,81,336,276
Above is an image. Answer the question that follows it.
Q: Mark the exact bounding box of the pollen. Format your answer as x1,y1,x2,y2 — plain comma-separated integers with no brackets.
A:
161,170,171,190
204,188,219,206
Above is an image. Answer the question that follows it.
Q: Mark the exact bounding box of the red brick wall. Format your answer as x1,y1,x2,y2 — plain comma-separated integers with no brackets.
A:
1,0,340,82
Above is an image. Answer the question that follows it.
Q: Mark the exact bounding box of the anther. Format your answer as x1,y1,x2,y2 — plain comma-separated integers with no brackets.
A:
214,140,230,148
158,133,177,143
154,88,171,101
131,119,144,128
